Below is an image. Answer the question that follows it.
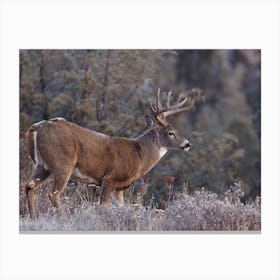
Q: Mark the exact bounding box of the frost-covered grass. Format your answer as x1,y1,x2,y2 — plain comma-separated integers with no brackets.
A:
19,184,261,232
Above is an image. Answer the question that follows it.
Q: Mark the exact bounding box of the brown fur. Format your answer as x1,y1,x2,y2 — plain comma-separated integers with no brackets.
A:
25,117,190,218
27,128,35,163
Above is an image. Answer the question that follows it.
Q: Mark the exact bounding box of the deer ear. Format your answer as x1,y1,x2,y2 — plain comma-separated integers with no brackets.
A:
145,115,154,127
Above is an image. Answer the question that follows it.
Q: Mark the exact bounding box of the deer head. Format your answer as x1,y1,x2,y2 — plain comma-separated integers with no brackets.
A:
144,88,196,153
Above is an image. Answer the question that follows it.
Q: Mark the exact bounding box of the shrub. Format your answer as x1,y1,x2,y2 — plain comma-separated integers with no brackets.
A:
19,182,260,232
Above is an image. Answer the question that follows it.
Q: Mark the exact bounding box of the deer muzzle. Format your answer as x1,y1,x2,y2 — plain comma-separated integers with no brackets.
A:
180,139,191,151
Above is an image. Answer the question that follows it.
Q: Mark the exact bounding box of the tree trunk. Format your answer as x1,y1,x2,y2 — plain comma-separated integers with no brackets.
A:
38,50,49,120
96,50,111,121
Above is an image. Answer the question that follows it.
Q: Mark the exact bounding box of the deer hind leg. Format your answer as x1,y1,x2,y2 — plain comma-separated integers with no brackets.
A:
25,165,50,219
47,170,72,214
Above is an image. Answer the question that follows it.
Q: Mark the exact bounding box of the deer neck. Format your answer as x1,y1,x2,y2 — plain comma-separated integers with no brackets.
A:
133,129,167,173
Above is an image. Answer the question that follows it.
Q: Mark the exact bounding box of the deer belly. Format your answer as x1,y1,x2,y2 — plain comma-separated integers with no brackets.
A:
71,167,99,184
112,172,140,188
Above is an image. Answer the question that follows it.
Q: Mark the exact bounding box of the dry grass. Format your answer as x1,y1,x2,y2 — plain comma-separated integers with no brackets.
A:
19,183,261,232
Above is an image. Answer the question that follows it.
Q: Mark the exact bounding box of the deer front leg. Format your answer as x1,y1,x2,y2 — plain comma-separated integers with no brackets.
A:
100,179,115,205
114,190,124,205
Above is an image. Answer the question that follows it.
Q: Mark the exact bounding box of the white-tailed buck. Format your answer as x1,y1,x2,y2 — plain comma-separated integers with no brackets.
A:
25,89,200,218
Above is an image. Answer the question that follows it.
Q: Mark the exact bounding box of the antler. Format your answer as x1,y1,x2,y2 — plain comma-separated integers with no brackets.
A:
149,88,197,125
149,88,165,113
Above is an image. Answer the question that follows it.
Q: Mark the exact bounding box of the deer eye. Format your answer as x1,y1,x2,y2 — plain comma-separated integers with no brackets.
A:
168,131,175,136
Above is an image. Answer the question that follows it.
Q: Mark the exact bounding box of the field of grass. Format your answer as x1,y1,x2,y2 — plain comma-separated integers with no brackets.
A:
19,183,261,232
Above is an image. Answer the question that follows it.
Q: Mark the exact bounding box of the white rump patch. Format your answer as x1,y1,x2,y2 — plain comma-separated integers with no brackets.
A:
33,131,48,170
33,131,38,166
159,147,168,159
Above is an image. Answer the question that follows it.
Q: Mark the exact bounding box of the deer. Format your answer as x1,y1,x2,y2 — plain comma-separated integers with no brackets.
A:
25,88,200,218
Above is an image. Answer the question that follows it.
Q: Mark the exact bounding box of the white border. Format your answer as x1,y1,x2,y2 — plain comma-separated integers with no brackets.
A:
1,1,279,279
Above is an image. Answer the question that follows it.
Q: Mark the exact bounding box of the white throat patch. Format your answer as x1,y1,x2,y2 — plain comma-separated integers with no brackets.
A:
159,147,168,159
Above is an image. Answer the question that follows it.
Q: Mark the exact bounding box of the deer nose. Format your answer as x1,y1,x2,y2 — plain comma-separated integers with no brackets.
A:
185,142,191,148
181,140,191,151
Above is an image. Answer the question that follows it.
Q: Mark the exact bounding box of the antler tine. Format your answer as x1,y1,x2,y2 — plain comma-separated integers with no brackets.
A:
166,91,172,107
161,97,195,118
177,95,188,107
157,88,163,110
149,98,157,113
160,95,188,112
150,89,196,120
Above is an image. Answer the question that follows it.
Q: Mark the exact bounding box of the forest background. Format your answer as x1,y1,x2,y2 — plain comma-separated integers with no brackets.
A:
19,49,261,212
